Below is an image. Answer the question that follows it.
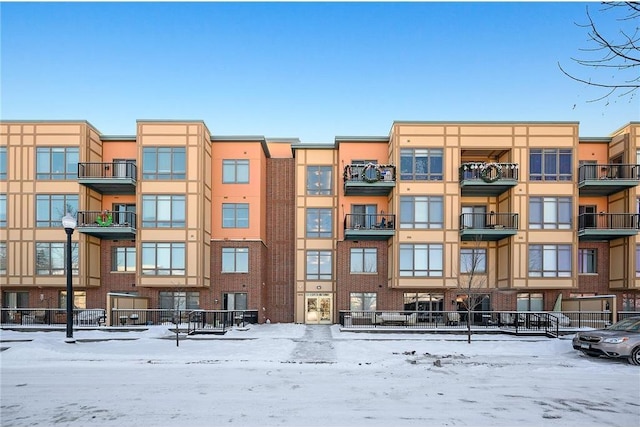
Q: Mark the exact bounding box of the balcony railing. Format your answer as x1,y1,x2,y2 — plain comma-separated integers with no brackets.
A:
77,161,137,194
577,213,639,241
459,212,518,241
459,162,518,196
77,210,137,239
578,163,640,196
344,213,395,240
343,163,396,196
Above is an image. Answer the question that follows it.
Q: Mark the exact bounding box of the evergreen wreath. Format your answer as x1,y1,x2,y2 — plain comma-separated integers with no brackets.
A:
480,163,502,183
361,163,381,183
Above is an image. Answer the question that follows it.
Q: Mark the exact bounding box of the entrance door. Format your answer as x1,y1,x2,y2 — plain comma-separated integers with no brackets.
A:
305,293,332,324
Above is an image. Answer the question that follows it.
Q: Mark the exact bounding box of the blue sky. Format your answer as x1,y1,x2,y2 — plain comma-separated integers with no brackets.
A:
1,2,638,141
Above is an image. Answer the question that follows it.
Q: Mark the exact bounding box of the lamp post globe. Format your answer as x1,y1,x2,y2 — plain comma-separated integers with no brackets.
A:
62,213,76,343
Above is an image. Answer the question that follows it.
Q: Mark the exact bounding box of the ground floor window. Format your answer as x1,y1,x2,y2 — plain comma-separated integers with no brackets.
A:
159,291,199,310
622,293,640,311
517,293,543,311
2,291,29,308
223,292,247,310
350,292,377,311
59,290,86,309
403,293,444,311
455,293,491,311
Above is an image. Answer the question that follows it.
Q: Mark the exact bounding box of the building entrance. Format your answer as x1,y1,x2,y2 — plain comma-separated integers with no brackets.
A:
305,293,332,324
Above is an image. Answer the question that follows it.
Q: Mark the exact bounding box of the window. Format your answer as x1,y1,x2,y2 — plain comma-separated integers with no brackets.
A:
36,242,78,275
306,250,332,280
400,148,443,181
223,292,247,310
112,247,136,272
222,247,249,273
399,244,443,277
350,248,377,273
142,195,185,227
159,292,200,310
0,242,5,274
460,248,487,274
529,197,572,229
59,290,86,309
2,291,29,308
36,194,78,227
528,244,571,277
578,248,597,274
0,147,6,180
141,242,185,275
636,245,640,277
0,194,5,227
306,166,332,195
350,292,377,311
223,160,249,183
400,196,443,229
622,293,640,311
142,147,186,180
222,203,249,228
306,208,332,238
529,149,572,181
403,293,444,312
517,293,543,311
36,147,78,180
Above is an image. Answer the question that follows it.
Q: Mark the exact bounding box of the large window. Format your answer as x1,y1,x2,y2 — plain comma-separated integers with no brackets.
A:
578,248,597,274
529,149,572,181
222,203,249,228
142,195,185,227
223,292,247,310
350,248,377,273
403,293,444,312
0,147,6,180
142,147,186,180
622,293,640,311
306,250,332,280
36,147,78,180
159,291,200,310
59,290,86,309
36,242,78,275
223,160,249,183
2,291,29,308
460,248,487,274
141,242,185,275
306,208,332,238
517,293,543,311
0,242,6,275
306,166,332,195
399,196,443,229
222,247,249,273
36,194,78,227
350,292,377,311
528,244,571,277
529,197,572,229
0,194,5,227
399,244,443,277
112,247,136,272
400,148,443,181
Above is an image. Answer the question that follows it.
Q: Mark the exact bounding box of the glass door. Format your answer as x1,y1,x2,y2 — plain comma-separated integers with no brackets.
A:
305,293,332,324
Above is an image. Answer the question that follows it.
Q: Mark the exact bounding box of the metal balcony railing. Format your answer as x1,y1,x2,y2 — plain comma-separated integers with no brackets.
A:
459,162,519,182
78,161,137,181
344,213,396,230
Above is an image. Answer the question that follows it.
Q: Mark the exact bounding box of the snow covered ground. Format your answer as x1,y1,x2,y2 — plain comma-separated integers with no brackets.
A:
1,324,638,427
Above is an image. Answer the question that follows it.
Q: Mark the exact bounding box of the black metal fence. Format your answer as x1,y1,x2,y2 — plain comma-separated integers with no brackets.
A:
0,308,106,326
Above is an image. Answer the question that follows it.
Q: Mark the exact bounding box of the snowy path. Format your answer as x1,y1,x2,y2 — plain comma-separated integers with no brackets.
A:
290,325,336,363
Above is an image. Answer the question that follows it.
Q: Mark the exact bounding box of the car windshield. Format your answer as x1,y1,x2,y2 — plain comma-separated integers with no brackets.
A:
607,318,640,332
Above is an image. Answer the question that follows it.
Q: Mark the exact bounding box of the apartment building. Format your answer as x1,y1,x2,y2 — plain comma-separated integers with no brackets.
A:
1,120,639,324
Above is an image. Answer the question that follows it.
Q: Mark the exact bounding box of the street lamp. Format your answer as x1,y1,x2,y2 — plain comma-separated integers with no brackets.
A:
61,212,76,343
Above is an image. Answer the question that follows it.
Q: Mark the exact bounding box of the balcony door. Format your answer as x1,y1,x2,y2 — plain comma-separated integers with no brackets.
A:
113,203,136,226
113,159,136,178
461,205,486,229
351,204,377,229
579,205,597,229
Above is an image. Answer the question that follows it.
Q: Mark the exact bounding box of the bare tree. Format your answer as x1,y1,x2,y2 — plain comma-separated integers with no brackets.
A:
454,242,491,344
558,2,640,102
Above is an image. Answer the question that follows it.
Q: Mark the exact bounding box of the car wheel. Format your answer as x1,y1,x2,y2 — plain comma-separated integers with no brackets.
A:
628,347,640,366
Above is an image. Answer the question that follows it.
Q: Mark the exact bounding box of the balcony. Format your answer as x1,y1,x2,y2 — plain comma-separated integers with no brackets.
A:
78,162,137,195
578,213,639,241
459,162,518,196
578,163,640,196
77,210,137,239
343,163,396,196
344,214,395,241
459,212,519,241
